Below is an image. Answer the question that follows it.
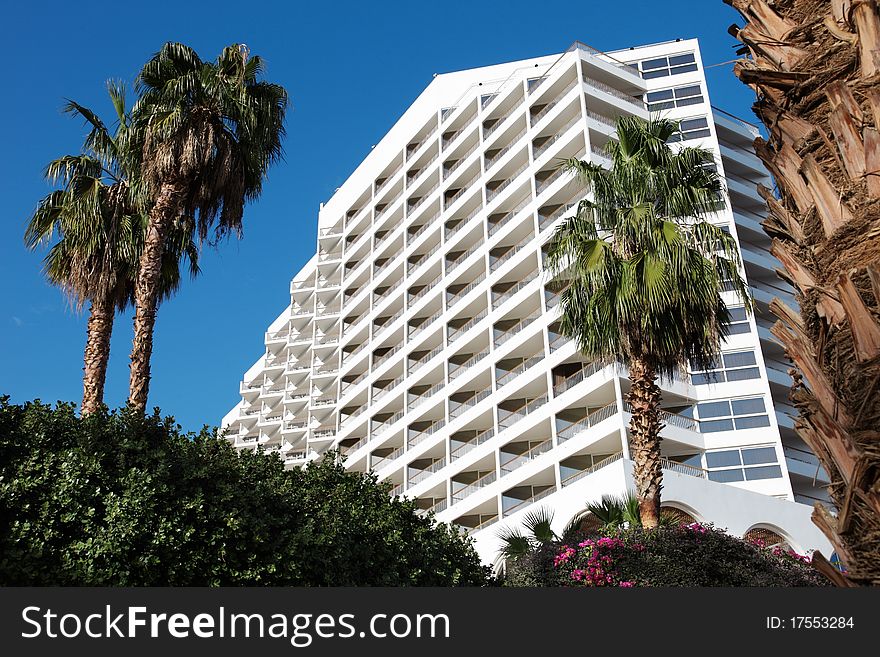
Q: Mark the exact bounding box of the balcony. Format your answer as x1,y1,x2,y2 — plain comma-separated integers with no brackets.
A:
407,274,442,308
502,484,557,517
494,311,541,348
532,114,581,160
450,427,495,460
446,273,486,310
443,140,480,180
408,456,447,486
487,193,532,237
486,161,528,203
373,343,404,370
484,126,527,172
449,388,492,419
495,353,544,389
497,394,548,430
501,438,554,475
407,380,445,411
406,209,440,246
446,308,488,345
557,402,618,443
407,241,442,275
535,166,569,196
408,307,443,341
408,343,444,374
372,373,405,403
407,178,440,216
530,83,576,126
491,272,538,310
448,347,490,379
489,233,533,273
538,200,579,232
444,171,480,210
446,239,484,276
451,469,497,505
372,409,405,438
582,74,645,109
407,417,446,448
561,452,624,487
553,361,603,396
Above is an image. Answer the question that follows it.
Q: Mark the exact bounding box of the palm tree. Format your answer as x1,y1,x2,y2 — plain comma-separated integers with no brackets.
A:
545,115,751,528
726,0,880,586
497,508,559,560
125,43,288,413
25,83,198,414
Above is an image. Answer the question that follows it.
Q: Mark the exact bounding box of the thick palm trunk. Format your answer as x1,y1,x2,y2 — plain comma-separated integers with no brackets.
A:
81,298,114,415
627,357,664,529
128,180,184,413
727,0,880,585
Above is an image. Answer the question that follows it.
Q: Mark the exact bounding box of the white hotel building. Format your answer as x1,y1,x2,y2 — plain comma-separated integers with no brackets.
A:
222,39,834,562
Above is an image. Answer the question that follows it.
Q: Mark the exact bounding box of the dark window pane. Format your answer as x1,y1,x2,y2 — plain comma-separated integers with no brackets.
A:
697,400,731,418
648,101,676,111
672,64,699,75
701,419,735,433
744,465,782,480
727,323,751,335
642,57,668,70
647,89,674,101
706,450,742,468
682,128,712,140
681,117,709,131
643,69,670,79
735,415,771,430
724,351,756,368
726,367,760,381
728,306,748,322
709,469,744,482
741,446,777,464
669,53,696,65
731,397,765,415
675,85,702,97
677,96,704,107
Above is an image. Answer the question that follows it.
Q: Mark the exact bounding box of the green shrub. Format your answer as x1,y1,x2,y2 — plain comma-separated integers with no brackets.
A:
0,398,490,586
504,523,827,587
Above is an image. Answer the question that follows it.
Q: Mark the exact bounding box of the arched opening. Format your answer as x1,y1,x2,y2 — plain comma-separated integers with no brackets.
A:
660,503,699,526
743,525,791,550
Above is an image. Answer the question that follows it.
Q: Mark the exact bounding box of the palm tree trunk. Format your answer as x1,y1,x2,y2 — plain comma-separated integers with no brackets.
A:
727,0,880,585
81,298,114,415
128,180,183,413
627,357,664,529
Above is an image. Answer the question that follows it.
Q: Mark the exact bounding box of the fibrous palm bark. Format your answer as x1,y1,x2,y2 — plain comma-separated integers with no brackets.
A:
727,0,880,585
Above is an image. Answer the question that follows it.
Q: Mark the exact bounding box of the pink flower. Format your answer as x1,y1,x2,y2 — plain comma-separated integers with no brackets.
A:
619,581,634,587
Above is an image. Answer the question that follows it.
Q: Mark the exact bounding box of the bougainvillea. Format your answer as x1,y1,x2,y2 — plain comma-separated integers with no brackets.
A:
504,522,828,587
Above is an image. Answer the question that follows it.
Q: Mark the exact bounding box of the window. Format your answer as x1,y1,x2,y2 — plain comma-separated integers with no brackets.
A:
667,117,711,142
725,306,751,336
691,350,760,385
706,445,781,482
697,395,769,433
646,84,704,111
639,52,698,79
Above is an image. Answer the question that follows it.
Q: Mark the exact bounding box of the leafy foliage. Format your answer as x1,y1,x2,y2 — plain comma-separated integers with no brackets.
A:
503,523,827,587
0,398,489,586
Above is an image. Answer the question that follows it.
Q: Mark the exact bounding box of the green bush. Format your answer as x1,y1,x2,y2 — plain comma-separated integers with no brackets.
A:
0,398,490,586
504,523,828,587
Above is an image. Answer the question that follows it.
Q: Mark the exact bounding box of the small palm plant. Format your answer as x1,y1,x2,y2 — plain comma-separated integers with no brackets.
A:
545,115,751,528
497,508,558,560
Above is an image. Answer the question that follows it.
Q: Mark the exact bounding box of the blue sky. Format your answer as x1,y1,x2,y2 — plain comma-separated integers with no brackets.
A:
0,0,753,432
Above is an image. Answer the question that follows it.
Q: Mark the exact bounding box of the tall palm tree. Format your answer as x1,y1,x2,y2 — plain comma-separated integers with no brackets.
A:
126,43,288,413
25,83,199,414
546,115,751,528
726,0,880,586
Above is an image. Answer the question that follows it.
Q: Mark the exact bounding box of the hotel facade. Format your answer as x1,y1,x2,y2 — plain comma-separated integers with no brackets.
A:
222,39,834,563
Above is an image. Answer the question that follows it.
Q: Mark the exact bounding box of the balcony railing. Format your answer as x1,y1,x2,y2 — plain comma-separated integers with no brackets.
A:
530,84,576,126
491,272,538,310
406,151,440,188
373,342,404,370
487,193,532,237
446,273,486,310
562,452,625,487
372,372,405,403
408,274,442,308
553,361,603,396
483,110,514,141
407,179,440,216
445,202,485,240
490,233,533,272
539,200,579,232
409,307,443,340
486,161,529,203
343,435,370,455
446,308,488,345
416,497,448,516
452,470,497,504
557,402,618,443
408,241,442,274
406,209,440,246
407,417,446,448
375,161,402,195
586,109,616,128
536,166,568,195
372,409,405,438
448,347,490,379
621,402,698,433
497,394,548,430
660,457,707,479
467,515,500,535
446,239,484,275
408,380,445,411
503,485,558,517
494,311,541,348
495,353,543,389
444,172,480,210
484,125,527,171
501,437,553,475
407,124,439,161
582,74,644,108
408,456,447,486
443,139,480,180
449,388,492,419
408,343,444,374
313,397,337,407
450,426,495,460
532,114,581,160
